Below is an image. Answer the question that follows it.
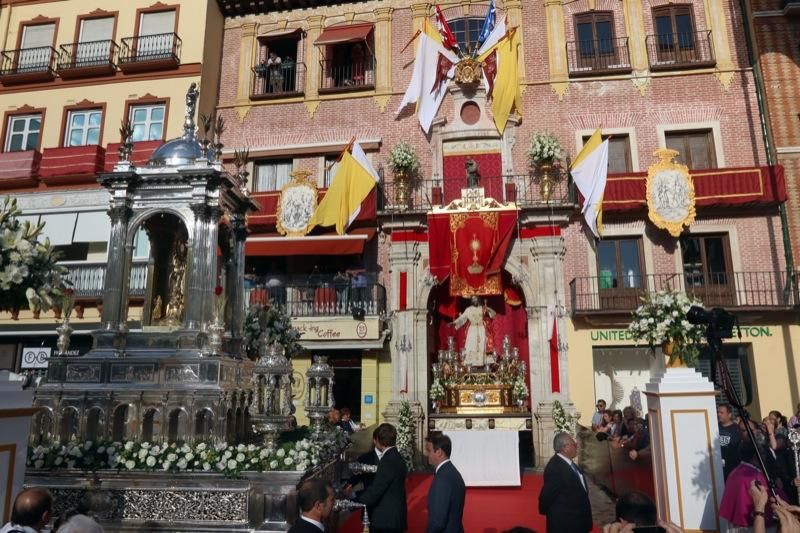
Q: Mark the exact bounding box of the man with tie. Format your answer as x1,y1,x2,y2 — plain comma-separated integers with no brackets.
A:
538,432,593,532
424,432,466,533
288,479,335,533
355,423,408,533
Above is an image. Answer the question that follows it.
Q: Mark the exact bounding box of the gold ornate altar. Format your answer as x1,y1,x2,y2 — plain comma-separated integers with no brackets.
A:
442,375,515,414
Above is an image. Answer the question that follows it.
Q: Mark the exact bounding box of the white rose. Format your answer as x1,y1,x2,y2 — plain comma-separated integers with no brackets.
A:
284,457,293,466
141,442,151,449
167,453,177,462
277,449,285,457
197,443,207,451
177,458,188,469
227,459,237,470
125,460,136,470
223,450,232,460
270,460,279,469
185,453,194,461
216,461,225,470
107,446,116,455
146,456,157,467
236,453,245,462
34,459,44,469
162,462,171,471
125,441,134,451
203,462,211,471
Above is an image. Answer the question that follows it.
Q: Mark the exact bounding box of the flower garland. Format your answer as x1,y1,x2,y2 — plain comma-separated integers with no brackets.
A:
0,197,69,313
387,142,420,176
396,399,415,471
528,132,564,167
552,400,575,436
28,429,349,478
244,303,303,360
628,290,705,365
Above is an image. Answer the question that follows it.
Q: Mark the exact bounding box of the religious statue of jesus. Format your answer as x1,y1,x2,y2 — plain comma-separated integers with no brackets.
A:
452,296,496,367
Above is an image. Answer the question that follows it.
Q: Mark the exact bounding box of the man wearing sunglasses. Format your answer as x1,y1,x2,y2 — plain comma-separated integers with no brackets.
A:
592,399,607,431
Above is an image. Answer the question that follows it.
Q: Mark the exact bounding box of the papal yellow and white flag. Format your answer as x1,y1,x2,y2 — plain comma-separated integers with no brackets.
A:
571,128,609,239
308,141,379,235
477,27,521,134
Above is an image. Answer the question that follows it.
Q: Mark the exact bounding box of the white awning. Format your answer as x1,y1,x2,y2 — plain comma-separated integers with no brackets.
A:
39,213,77,246
73,211,110,243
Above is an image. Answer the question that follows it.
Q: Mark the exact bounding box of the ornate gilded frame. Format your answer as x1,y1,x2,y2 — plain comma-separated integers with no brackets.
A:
276,170,318,237
646,148,696,237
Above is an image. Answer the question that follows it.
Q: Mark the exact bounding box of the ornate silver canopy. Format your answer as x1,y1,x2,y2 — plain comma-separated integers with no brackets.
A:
148,82,208,167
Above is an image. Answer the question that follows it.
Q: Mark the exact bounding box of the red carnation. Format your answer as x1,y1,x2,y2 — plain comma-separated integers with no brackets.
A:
214,286,223,296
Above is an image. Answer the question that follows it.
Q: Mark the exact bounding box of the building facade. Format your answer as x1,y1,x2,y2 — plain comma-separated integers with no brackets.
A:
216,0,799,463
0,0,224,367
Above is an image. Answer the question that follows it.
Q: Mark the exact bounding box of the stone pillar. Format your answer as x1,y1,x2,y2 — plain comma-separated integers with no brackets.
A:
304,16,324,117
645,368,725,531
544,0,569,99
373,7,394,112
503,0,526,83
101,204,132,330
704,0,736,88
234,22,257,121
621,0,648,72
184,204,207,330
227,212,248,339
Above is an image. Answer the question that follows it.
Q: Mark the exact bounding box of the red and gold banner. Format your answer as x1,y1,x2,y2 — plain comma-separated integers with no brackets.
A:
428,208,517,297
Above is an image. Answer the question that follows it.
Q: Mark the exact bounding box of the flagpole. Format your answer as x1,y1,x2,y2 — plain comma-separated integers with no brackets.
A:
326,136,356,171
400,29,421,54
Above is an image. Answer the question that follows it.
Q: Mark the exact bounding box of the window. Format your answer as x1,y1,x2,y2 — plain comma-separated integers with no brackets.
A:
653,6,696,53
254,36,301,96
76,17,114,65
665,130,716,170
449,17,483,55
324,41,374,89
253,160,293,191
137,10,177,59
574,12,615,59
582,134,632,173
596,237,643,310
129,104,165,142
680,234,735,306
5,113,41,152
324,155,340,187
65,109,102,147
19,23,55,71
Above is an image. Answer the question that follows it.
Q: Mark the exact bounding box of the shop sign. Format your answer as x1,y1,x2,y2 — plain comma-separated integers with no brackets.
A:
589,326,774,343
21,347,51,369
292,317,381,342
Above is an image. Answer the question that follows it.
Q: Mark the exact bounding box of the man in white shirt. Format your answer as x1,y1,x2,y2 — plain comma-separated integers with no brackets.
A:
591,399,606,431
288,479,334,533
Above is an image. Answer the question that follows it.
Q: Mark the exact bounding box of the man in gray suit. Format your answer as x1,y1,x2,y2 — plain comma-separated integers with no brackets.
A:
425,432,466,533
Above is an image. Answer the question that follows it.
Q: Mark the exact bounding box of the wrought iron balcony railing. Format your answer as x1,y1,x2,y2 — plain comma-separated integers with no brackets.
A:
119,32,181,71
0,46,57,82
566,37,632,77
645,30,715,71
251,62,305,99
63,260,150,299
319,58,375,92
378,170,575,213
57,40,118,76
570,271,799,315
245,274,386,317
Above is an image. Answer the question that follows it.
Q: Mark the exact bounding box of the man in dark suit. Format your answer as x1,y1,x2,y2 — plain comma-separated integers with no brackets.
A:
350,427,382,496
424,432,466,533
288,479,335,533
355,423,408,532
538,432,593,532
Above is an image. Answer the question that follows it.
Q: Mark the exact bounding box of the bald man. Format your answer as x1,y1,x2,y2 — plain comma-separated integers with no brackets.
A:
0,487,52,533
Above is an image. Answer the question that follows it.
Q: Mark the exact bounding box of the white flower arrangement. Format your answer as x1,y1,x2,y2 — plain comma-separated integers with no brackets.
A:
512,375,529,402
552,400,575,436
396,399,415,471
627,290,705,365
0,197,70,313
527,132,564,167
27,428,350,478
387,142,420,176
429,378,445,401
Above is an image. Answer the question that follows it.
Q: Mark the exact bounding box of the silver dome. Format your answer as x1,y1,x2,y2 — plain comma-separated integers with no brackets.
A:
148,136,208,167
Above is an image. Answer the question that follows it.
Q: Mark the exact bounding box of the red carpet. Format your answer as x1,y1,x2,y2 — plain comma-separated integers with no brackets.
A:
341,472,603,533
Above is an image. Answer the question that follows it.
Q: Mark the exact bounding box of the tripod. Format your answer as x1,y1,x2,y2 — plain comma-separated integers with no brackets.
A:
705,323,778,499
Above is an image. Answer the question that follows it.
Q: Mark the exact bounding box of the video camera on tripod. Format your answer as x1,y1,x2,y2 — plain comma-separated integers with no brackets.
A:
686,306,737,341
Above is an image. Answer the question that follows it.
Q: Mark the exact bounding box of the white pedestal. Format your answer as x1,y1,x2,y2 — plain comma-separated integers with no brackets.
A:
0,371,35,523
645,367,725,532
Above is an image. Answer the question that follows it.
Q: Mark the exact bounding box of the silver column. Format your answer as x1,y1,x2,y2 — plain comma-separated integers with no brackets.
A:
227,213,247,339
184,203,208,330
101,205,131,330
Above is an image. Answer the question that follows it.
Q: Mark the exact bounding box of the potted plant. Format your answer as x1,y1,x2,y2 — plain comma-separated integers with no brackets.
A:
627,290,706,367
527,132,564,202
387,142,420,209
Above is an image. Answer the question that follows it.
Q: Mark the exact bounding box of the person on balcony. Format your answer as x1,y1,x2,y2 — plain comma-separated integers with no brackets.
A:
267,52,283,93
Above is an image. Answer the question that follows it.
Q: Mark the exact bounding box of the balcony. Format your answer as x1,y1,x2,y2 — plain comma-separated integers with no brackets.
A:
0,46,57,84
378,170,574,214
103,140,162,171
567,37,632,77
0,150,41,188
57,40,118,79
319,58,375,93
39,145,106,185
645,31,715,71
570,271,799,317
63,260,150,300
118,33,181,73
245,274,386,317
251,62,305,99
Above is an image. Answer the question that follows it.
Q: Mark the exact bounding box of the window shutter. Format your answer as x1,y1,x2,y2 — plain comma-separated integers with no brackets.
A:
79,17,114,42
139,11,176,36
21,24,55,49
696,351,746,407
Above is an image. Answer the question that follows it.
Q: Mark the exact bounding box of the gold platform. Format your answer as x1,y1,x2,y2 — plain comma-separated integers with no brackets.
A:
439,381,516,414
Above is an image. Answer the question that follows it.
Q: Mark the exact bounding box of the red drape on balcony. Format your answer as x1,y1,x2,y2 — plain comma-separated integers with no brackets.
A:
595,165,787,212
442,153,503,203
245,228,375,256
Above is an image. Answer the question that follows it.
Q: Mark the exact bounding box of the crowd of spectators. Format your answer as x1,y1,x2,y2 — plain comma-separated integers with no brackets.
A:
591,398,652,461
